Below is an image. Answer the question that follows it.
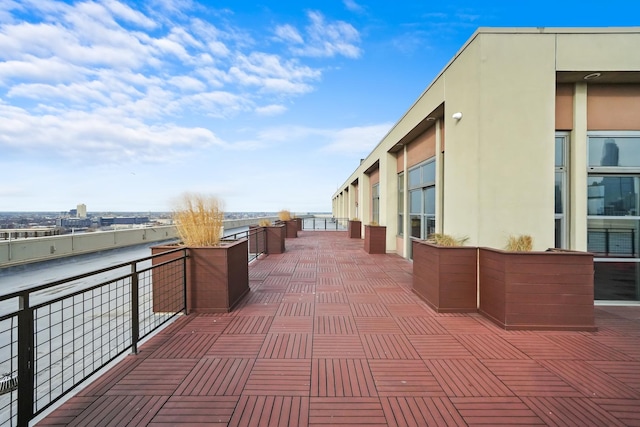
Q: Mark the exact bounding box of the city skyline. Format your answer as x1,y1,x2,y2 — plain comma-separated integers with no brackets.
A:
1,0,638,212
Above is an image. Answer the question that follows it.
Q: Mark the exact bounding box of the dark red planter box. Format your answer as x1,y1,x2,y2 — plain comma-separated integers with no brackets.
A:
412,240,478,313
265,224,285,254
348,220,361,239
285,220,298,238
295,217,302,231
151,245,186,313
478,247,596,331
152,240,249,314
364,225,386,254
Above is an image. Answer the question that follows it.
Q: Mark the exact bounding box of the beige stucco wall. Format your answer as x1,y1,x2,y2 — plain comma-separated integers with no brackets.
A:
332,27,640,257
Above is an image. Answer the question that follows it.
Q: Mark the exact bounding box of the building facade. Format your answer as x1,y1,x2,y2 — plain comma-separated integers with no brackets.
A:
332,27,640,302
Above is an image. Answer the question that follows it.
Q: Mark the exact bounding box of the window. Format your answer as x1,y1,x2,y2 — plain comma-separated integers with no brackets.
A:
407,159,436,240
555,134,568,248
587,131,640,301
398,173,404,236
372,183,380,224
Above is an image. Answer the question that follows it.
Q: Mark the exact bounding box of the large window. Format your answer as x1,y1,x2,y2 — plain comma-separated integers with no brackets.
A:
372,183,380,224
587,132,640,301
408,159,436,240
555,134,568,248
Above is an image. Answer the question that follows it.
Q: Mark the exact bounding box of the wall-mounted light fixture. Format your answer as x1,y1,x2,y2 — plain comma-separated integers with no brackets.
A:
452,112,463,120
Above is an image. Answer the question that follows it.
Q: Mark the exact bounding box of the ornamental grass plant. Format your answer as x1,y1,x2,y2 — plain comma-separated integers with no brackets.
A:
278,210,292,221
505,234,533,252
173,193,224,246
426,233,469,247
258,219,272,227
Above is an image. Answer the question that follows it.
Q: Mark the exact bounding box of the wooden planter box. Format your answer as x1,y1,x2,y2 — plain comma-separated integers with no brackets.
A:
364,225,386,254
265,224,286,254
348,220,362,239
412,240,478,313
295,217,303,231
478,247,596,331
152,240,250,314
285,220,298,238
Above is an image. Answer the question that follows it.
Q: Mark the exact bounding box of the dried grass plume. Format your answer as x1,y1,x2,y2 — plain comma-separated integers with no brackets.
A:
506,234,533,252
278,210,292,221
426,233,469,247
173,193,224,246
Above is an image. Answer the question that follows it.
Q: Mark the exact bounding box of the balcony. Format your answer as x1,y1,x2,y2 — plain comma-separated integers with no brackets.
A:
3,230,640,426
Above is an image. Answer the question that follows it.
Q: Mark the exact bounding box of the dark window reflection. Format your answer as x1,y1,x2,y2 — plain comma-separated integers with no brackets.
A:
595,262,640,301
587,176,639,216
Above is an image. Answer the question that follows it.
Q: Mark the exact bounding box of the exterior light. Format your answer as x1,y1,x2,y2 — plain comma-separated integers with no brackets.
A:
452,112,463,120
583,72,601,80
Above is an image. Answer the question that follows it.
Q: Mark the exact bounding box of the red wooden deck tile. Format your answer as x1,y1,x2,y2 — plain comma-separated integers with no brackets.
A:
377,292,420,304
68,395,168,427
315,315,357,334
426,360,514,397
243,359,311,396
276,302,314,316
482,360,582,397
287,283,317,293
381,397,467,427
175,315,233,333
592,398,640,426
361,334,420,359
350,303,391,317
502,335,576,359
315,303,352,316
309,397,387,426
396,317,448,335
315,292,349,304
311,359,377,397
348,293,381,303
592,335,640,360
317,276,344,286
76,356,144,397
147,333,218,359
224,315,273,334
344,281,374,294
588,360,640,391
436,316,493,335
269,316,314,333
312,336,365,358
233,302,280,316
455,334,529,360
229,396,309,427
523,396,627,427
207,335,266,357
36,396,98,425
369,360,444,396
149,395,238,426
546,335,635,361
451,396,545,425
540,360,640,398
245,291,285,304
385,304,432,317
106,359,196,396
293,270,316,280
175,358,253,396
259,333,312,358
282,293,316,303
355,317,402,334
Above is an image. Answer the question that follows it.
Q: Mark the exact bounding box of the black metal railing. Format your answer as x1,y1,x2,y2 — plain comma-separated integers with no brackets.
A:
0,247,188,427
301,217,348,231
0,226,269,427
587,228,637,257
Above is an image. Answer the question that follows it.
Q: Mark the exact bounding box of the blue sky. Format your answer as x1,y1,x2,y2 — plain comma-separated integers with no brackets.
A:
1,0,638,213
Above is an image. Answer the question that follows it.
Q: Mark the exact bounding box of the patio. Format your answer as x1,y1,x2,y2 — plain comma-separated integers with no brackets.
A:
37,231,640,426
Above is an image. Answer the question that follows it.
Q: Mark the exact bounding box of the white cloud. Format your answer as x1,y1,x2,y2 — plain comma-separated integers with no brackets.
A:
321,123,393,154
168,75,206,92
343,0,365,13
274,24,303,44
275,11,362,59
255,104,287,116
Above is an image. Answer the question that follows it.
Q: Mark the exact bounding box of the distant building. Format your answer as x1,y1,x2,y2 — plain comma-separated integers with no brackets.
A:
58,217,93,228
77,204,87,218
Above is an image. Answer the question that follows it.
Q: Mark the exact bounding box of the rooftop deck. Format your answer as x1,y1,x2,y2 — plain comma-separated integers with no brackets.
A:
38,231,640,426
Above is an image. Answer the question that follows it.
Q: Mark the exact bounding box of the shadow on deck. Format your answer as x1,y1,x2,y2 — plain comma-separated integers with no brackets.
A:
38,231,640,426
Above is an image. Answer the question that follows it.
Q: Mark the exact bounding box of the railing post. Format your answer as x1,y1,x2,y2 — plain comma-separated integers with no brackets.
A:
182,248,189,314
130,263,140,354
17,294,34,427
